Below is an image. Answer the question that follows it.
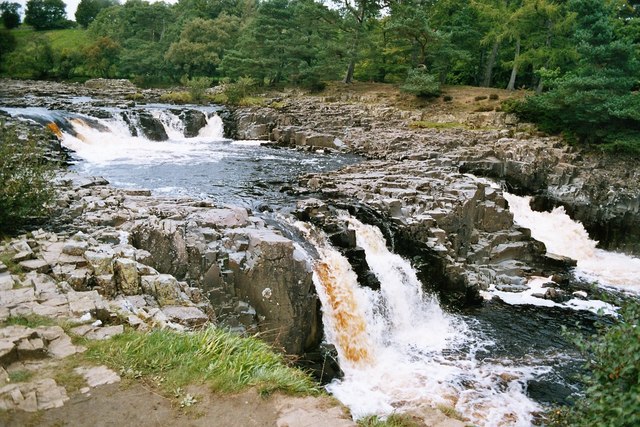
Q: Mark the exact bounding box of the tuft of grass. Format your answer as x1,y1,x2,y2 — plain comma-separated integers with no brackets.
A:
159,91,192,104
53,362,87,393
125,93,145,101
0,252,22,275
474,95,488,101
8,370,34,383
1,314,56,328
358,413,423,427
436,403,465,421
489,93,499,100
85,327,319,396
409,121,466,130
237,96,267,107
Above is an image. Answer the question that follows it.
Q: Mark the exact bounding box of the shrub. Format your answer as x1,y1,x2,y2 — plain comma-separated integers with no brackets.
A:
400,69,440,98
0,122,56,234
489,94,499,100
159,91,192,104
474,95,488,101
554,301,640,426
443,95,453,102
223,76,257,105
180,76,212,103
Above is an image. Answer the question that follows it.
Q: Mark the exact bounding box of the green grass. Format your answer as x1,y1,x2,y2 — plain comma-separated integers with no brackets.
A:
0,314,56,328
11,27,92,51
8,370,34,383
0,252,22,276
436,403,465,421
85,327,319,397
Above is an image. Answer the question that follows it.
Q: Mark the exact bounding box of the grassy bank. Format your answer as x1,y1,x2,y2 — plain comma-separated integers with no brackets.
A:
11,27,92,51
85,327,319,397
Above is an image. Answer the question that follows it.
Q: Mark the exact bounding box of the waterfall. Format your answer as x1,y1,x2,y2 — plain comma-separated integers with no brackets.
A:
297,216,547,426
60,111,226,166
504,193,640,293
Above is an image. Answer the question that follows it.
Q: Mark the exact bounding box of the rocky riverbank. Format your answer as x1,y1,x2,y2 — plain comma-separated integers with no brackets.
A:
1,78,637,425
225,85,640,303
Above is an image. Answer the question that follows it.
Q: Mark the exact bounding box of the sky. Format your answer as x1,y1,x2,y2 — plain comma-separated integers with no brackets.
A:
13,0,178,21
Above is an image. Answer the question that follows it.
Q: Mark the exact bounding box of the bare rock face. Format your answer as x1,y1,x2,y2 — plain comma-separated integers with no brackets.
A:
225,228,319,353
136,112,168,141
294,157,556,303
179,110,208,137
229,96,640,258
128,203,320,354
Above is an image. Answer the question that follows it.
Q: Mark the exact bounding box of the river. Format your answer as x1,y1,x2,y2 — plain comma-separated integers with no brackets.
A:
3,101,639,426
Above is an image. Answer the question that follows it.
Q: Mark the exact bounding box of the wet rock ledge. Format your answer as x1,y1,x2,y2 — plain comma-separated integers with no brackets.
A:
1,173,320,357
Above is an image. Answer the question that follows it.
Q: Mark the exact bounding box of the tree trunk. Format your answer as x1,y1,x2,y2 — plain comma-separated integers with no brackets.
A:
343,59,355,84
482,40,499,87
535,78,544,94
506,38,520,91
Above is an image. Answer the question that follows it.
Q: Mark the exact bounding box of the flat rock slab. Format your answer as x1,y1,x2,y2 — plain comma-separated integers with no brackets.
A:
0,273,14,291
71,324,124,340
18,260,50,274
74,366,120,388
0,378,68,412
1,288,36,307
161,306,209,328
276,396,355,427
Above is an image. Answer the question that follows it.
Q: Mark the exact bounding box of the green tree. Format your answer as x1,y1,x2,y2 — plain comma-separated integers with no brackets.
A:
333,0,383,83
561,302,640,426
222,0,340,88
84,36,120,77
90,0,176,83
75,0,119,28
165,15,240,79
0,29,17,68
25,0,71,30
428,0,484,85
0,1,21,29
5,34,54,78
513,0,640,153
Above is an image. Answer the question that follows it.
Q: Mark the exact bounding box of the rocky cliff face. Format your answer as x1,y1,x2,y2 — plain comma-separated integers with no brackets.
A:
18,173,321,355
228,95,640,258
222,94,638,304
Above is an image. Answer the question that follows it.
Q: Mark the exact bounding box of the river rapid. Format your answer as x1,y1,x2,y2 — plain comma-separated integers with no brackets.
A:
3,99,639,426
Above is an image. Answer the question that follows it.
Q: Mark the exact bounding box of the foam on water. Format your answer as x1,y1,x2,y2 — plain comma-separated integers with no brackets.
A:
481,277,619,316
504,193,640,293
298,216,549,426
61,114,227,166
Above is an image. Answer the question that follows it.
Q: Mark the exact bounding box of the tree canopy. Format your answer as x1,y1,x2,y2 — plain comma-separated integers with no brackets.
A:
0,0,638,152
76,0,119,28
0,1,20,29
24,0,72,30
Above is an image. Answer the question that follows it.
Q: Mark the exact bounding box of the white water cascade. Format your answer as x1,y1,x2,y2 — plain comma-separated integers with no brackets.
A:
504,193,640,293
60,111,227,166
297,216,548,426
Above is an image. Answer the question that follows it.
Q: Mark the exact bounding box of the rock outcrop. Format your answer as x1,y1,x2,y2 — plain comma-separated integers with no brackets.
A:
227,94,640,260
47,173,320,354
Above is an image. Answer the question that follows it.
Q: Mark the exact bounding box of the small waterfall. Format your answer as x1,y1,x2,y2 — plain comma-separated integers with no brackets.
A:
56,111,227,166
504,193,640,292
198,114,225,138
151,109,185,140
297,215,546,426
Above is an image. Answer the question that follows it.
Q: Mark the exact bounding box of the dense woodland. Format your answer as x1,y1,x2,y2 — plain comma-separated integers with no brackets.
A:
0,0,639,152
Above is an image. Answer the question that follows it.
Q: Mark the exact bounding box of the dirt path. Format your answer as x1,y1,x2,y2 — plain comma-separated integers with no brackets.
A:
1,383,355,427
